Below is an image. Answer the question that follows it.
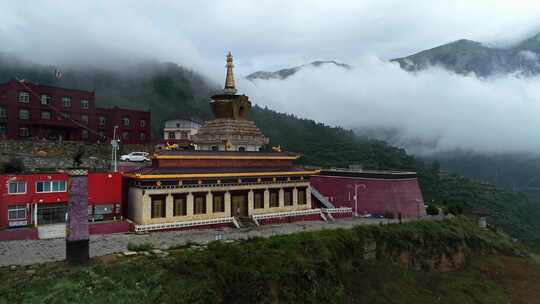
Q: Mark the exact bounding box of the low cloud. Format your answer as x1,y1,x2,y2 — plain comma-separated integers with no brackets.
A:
240,56,540,155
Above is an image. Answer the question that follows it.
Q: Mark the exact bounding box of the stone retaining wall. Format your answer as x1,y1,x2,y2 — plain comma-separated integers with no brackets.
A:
0,140,153,170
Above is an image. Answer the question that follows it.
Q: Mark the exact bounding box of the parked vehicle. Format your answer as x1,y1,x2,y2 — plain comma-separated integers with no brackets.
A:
120,152,150,162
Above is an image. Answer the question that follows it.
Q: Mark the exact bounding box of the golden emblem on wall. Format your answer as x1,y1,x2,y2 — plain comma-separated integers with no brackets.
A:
225,139,233,151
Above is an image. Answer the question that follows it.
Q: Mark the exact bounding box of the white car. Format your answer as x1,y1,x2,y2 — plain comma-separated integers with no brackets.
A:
120,152,150,162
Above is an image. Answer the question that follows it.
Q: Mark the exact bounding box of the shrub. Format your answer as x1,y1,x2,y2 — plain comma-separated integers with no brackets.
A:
127,242,154,252
426,204,439,216
1,158,26,173
445,204,464,216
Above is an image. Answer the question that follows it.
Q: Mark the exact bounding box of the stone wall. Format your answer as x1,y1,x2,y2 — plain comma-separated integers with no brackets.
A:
0,140,154,171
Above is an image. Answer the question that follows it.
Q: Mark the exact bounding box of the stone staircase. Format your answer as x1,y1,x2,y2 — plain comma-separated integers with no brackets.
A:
236,216,258,228
311,188,335,208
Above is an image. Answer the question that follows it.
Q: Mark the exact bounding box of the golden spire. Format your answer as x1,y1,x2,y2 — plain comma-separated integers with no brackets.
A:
224,51,237,94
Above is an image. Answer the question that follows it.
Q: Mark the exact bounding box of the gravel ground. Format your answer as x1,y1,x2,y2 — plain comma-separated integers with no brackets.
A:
0,217,416,267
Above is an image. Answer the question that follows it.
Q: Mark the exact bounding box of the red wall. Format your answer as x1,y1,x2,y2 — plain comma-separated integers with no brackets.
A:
311,175,426,218
88,172,122,204
0,173,69,228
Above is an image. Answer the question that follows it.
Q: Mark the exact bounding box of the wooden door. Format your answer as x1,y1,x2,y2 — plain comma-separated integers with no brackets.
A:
231,194,248,217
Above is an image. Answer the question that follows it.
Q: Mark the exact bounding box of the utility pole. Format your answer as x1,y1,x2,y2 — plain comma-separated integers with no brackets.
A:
349,183,366,217
111,126,119,172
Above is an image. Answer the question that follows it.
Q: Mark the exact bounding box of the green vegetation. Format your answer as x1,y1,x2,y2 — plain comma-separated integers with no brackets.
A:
127,242,154,252
1,219,537,303
0,158,26,174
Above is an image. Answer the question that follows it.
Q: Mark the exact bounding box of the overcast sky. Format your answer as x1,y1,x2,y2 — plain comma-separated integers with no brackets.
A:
2,1,540,155
3,1,540,76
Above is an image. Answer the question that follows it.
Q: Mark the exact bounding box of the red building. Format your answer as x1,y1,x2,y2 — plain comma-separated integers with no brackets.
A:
0,80,151,144
0,172,124,229
311,169,426,218
0,173,70,228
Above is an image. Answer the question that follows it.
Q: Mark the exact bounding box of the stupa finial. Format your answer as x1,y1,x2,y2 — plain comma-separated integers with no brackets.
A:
224,51,237,94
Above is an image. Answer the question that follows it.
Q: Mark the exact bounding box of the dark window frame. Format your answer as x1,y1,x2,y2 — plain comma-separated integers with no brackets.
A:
212,192,225,213
150,195,166,218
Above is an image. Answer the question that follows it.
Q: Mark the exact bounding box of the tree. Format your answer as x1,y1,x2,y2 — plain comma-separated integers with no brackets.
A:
1,158,26,173
426,204,439,216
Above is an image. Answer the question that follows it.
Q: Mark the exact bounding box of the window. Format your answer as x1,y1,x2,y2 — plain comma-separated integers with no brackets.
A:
59,112,70,120
238,147,246,152
8,181,27,194
298,188,307,205
18,109,29,120
139,132,146,141
80,114,89,124
0,124,6,136
40,94,51,105
98,130,106,139
270,190,279,207
167,132,176,139
18,92,30,103
151,196,166,218
254,192,264,209
123,117,130,127
81,129,89,140
213,193,225,213
62,96,71,107
194,196,206,214
80,99,89,109
284,189,293,206
211,146,218,151
19,127,29,137
122,131,130,141
0,106,6,118
173,195,187,216
8,205,27,221
180,131,189,139
41,111,51,120
98,116,107,126
36,180,67,193
139,120,146,128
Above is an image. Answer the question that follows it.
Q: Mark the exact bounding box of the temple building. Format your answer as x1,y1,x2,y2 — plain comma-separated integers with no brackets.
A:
192,52,269,152
125,53,327,232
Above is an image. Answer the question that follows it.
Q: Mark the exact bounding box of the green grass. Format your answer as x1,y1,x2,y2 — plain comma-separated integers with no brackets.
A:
1,218,534,304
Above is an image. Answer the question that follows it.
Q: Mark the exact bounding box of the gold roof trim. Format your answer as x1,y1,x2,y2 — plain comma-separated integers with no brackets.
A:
125,170,320,180
154,154,299,160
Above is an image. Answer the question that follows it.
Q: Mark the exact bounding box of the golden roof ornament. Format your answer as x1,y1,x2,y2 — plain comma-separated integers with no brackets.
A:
224,51,237,95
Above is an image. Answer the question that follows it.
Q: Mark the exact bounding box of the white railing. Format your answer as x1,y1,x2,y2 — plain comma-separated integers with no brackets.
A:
133,217,235,232
252,208,322,220
322,207,353,214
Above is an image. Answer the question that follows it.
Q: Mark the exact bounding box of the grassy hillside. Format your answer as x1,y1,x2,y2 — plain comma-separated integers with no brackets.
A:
1,219,538,303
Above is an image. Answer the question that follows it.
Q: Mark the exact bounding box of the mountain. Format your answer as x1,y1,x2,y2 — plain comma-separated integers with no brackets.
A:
391,34,540,77
246,60,350,80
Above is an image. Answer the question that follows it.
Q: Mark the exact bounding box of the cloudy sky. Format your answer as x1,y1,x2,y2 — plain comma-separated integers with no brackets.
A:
2,1,540,74
2,1,540,154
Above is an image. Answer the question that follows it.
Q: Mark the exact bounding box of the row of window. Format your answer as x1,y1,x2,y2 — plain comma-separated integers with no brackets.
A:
8,107,146,128
8,180,67,194
149,189,307,218
7,125,146,141
18,92,90,109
